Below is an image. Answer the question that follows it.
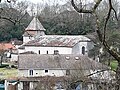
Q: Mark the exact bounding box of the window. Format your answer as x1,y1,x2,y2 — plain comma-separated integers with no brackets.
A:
47,51,48,54
75,56,79,60
54,50,59,55
66,70,70,75
66,56,70,60
29,70,33,76
82,46,85,55
45,70,48,73
38,50,40,54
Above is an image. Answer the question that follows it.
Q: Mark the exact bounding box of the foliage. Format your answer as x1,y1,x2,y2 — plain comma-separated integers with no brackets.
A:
40,10,95,35
0,68,18,79
110,60,118,70
0,1,31,42
0,64,9,68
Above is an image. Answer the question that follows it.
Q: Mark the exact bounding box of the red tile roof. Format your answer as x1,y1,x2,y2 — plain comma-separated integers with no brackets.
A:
0,43,17,50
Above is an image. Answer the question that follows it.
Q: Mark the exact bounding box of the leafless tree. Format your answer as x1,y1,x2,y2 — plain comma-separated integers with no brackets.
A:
0,0,29,25
71,0,120,89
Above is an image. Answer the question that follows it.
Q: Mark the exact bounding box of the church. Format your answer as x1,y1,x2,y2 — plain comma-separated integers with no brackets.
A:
18,16,94,55
6,16,113,90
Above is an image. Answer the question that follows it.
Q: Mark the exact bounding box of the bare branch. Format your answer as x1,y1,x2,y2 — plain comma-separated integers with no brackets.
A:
94,12,103,42
17,12,27,23
0,10,27,25
87,70,106,77
103,41,120,62
71,0,93,14
93,12,120,62
93,0,103,12
0,16,16,25
113,8,118,21
103,7,111,42
71,0,103,14
69,69,110,86
71,0,120,63
103,0,118,42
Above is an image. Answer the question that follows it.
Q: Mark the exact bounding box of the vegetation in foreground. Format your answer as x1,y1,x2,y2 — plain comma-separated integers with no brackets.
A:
110,60,118,71
0,67,18,79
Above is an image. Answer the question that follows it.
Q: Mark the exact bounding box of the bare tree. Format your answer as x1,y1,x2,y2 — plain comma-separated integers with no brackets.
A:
0,0,28,25
71,0,120,88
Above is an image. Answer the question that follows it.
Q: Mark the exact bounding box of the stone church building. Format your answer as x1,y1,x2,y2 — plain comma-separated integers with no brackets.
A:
18,16,94,55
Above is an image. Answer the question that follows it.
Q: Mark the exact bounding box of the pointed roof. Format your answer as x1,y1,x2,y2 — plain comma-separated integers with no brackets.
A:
25,17,46,31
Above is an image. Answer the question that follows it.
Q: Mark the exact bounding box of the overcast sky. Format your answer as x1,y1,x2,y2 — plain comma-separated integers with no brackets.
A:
18,0,68,4
18,0,94,5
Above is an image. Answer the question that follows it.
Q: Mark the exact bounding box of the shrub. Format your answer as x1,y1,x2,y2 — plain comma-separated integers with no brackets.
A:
0,64,9,68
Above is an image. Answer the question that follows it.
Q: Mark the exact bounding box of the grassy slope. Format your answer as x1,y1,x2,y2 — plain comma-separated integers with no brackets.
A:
0,68,18,79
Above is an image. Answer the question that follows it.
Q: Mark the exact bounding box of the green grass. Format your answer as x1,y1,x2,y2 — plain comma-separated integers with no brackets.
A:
0,68,18,79
110,60,118,70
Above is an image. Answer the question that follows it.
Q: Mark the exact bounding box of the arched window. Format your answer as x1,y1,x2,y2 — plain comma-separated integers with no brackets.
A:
29,70,33,76
82,46,85,55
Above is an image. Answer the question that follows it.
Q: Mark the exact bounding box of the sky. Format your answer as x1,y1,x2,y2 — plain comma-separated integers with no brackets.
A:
18,0,94,5
19,0,68,5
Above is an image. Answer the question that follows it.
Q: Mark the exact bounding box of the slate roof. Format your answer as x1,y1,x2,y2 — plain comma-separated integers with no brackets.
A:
24,35,91,47
25,17,46,31
18,54,108,70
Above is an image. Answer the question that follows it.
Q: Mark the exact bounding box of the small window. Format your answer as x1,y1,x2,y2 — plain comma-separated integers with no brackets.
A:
75,56,79,60
54,50,59,55
38,50,40,54
45,70,48,73
82,46,85,55
66,56,70,60
47,51,48,54
66,70,70,75
29,70,33,76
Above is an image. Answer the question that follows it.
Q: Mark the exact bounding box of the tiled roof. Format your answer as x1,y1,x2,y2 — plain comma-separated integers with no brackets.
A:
25,17,46,31
0,43,16,50
18,54,108,70
24,35,91,47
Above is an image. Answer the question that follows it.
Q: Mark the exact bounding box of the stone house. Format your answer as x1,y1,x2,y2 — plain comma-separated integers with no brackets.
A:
17,54,112,90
